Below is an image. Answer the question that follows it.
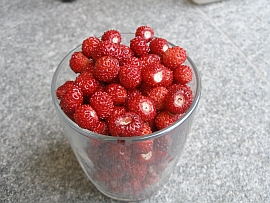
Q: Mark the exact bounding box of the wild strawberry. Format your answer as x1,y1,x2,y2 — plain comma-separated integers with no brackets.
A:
107,112,143,137
135,25,154,43
105,83,127,106
91,120,109,135
149,37,169,56
81,59,95,75
101,29,122,44
82,36,100,58
91,41,121,62
59,85,83,116
173,65,192,84
141,64,173,87
119,64,142,89
73,104,99,131
130,37,149,57
125,88,143,107
127,95,156,122
119,44,134,64
69,52,92,73
120,56,141,67
155,110,183,130
56,80,74,99
146,86,168,111
162,46,187,70
165,84,193,114
74,72,99,97
132,123,153,154
104,143,132,165
90,91,114,119
139,53,161,69
135,150,155,165
94,56,120,82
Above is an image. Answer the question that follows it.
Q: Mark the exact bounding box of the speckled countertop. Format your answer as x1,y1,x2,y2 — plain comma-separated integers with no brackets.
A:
1,0,269,202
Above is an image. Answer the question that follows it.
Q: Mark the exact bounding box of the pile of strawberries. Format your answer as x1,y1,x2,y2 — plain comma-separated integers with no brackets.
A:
56,26,193,196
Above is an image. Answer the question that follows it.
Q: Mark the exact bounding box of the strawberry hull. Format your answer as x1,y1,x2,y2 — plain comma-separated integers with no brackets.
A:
51,31,201,201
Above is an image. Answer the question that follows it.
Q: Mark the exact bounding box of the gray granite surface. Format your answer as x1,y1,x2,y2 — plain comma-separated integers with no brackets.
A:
1,0,269,202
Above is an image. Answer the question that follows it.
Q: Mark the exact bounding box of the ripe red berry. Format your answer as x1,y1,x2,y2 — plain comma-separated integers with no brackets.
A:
59,85,83,116
101,29,122,44
82,36,100,58
173,65,192,84
94,56,120,82
69,52,92,73
91,41,121,62
74,72,99,97
56,80,74,99
73,104,99,131
105,83,127,106
119,44,134,64
119,64,142,89
135,25,154,42
162,46,187,70
90,91,114,119
120,56,141,67
154,110,182,130
165,84,193,114
130,37,149,57
146,86,169,111
139,54,161,70
141,64,173,87
107,112,143,137
149,37,169,56
127,95,156,122
132,123,153,154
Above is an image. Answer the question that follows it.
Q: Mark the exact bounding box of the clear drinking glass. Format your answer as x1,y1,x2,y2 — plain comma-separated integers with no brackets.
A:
51,33,201,201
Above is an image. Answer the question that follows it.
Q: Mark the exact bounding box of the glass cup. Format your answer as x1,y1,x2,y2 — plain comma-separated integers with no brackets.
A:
51,34,201,201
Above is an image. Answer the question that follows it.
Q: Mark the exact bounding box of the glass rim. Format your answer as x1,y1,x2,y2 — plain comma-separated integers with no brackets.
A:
51,36,202,142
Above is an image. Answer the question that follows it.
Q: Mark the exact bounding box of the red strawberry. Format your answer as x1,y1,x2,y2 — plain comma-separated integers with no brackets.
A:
56,80,74,99
82,36,100,58
155,110,182,130
127,95,156,122
135,25,154,43
119,44,134,64
173,65,192,84
90,91,114,119
105,83,127,106
139,53,161,69
59,85,83,116
91,120,109,135
81,59,95,75
135,150,155,165
165,84,193,114
74,71,99,97
149,37,169,56
141,64,173,87
132,123,153,154
101,29,122,44
107,112,143,137
69,51,92,73
119,64,142,89
130,37,149,57
94,56,120,82
73,104,99,131
162,46,187,70
146,86,168,111
120,56,141,67
104,143,132,165
91,41,121,62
